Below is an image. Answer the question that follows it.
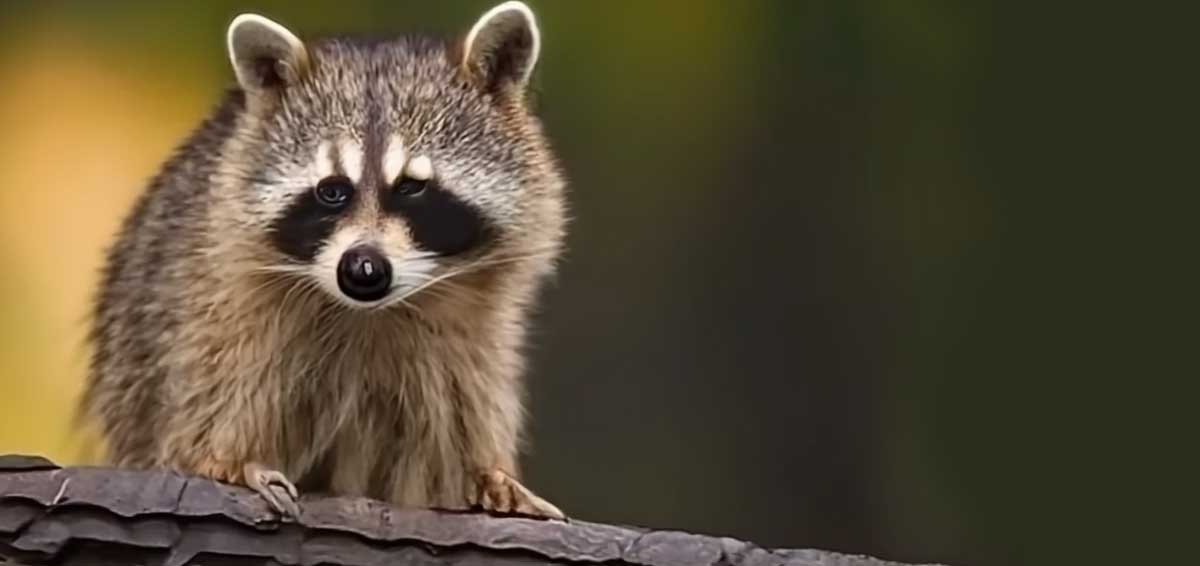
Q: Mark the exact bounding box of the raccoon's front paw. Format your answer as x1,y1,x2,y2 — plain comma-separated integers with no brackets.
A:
188,457,300,517
469,469,565,520
242,461,300,518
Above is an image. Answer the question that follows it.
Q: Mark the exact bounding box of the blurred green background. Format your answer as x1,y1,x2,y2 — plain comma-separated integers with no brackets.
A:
0,2,1192,565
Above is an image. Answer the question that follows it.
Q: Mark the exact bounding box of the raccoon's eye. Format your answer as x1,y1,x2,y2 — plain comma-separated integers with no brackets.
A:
314,177,354,208
394,178,427,198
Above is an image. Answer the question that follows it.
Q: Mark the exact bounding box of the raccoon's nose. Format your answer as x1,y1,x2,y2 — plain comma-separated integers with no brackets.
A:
337,246,393,302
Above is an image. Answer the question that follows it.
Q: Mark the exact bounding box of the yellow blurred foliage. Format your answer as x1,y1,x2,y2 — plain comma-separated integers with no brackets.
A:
0,25,216,463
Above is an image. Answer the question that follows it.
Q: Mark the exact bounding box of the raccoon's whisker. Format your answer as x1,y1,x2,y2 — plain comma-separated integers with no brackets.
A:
247,267,313,300
396,272,465,302
424,278,488,303
275,275,326,333
244,270,306,299
315,300,346,326
395,250,557,302
409,284,459,304
252,264,311,275
395,297,427,317
386,278,458,310
404,250,439,260
466,249,558,270
279,277,313,308
438,249,558,280
396,277,483,303
272,281,304,329
395,270,437,279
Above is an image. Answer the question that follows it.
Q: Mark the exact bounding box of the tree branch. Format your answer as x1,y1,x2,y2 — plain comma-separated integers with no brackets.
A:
0,455,938,566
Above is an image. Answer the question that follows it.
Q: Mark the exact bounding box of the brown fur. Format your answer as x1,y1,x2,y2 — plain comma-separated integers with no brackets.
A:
79,5,565,515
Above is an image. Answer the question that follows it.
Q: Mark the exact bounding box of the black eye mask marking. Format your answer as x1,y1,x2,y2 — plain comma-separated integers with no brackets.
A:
271,177,354,262
381,178,489,256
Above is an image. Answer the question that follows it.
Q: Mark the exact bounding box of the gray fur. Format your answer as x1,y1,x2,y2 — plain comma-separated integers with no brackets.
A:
80,5,566,516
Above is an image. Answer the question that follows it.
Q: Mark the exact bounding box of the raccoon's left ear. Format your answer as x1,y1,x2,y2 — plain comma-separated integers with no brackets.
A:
462,1,541,92
226,14,310,92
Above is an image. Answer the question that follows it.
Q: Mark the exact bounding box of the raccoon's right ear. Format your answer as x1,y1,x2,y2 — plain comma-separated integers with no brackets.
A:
461,1,540,93
226,14,310,92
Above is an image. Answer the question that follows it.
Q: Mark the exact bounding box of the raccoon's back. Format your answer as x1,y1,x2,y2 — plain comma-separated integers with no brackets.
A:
81,91,247,464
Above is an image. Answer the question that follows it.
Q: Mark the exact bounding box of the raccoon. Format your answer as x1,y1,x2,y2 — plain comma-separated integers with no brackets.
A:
78,1,566,519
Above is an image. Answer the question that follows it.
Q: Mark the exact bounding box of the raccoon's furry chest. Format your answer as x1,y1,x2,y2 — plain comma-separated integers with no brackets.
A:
193,296,521,506
156,278,525,508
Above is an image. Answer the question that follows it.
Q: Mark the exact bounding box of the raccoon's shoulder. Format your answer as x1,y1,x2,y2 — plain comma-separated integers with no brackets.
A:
100,89,247,293
119,89,244,227
158,89,247,193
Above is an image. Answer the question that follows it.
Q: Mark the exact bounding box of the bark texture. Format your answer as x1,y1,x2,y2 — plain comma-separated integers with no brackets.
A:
0,455,940,566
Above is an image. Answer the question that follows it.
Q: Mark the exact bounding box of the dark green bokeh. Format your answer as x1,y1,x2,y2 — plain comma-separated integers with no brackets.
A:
1,2,1191,566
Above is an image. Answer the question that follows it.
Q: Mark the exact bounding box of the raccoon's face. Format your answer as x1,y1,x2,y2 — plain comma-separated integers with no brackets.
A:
223,2,562,309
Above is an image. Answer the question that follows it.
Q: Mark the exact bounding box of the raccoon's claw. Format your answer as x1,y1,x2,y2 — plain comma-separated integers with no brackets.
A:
244,462,300,518
470,469,565,520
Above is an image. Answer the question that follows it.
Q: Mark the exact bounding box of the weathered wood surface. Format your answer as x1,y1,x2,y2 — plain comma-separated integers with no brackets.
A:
0,455,939,566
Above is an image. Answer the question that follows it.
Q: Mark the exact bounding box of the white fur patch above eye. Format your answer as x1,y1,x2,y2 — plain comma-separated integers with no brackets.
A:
316,141,335,180
339,139,364,183
383,136,407,183
405,155,433,181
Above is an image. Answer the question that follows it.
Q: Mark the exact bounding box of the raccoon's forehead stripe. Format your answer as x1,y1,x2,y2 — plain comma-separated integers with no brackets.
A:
383,135,407,183
314,139,365,183
316,141,335,179
338,139,365,184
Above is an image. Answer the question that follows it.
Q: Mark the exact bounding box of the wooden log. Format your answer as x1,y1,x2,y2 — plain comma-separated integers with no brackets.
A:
0,455,940,566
